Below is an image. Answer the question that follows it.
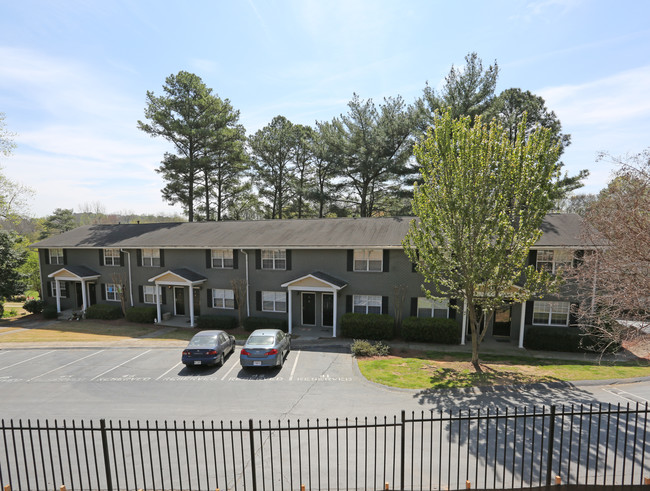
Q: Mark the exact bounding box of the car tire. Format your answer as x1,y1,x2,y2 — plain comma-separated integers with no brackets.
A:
218,353,225,367
277,352,284,368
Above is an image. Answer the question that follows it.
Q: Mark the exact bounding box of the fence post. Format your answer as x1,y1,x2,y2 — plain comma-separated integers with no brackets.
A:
545,405,557,487
100,419,113,491
248,419,257,491
400,410,406,491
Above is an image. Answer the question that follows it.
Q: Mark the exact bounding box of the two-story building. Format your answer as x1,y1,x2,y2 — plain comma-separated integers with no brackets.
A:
31,214,586,347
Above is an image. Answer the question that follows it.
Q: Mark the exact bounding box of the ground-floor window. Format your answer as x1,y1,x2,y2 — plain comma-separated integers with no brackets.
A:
262,291,286,312
49,281,67,298
533,301,570,326
353,295,382,314
212,288,235,309
143,285,158,304
417,297,449,318
105,283,120,302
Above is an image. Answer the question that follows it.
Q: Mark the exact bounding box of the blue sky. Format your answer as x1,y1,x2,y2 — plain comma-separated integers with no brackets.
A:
1,0,649,217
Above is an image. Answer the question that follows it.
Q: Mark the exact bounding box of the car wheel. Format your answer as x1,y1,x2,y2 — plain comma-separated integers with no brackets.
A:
218,353,225,367
277,352,284,368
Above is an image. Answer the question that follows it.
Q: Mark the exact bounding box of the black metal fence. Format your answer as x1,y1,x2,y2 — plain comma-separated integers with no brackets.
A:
1,403,649,490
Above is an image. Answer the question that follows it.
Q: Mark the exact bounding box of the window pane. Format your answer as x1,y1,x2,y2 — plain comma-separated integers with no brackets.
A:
368,305,381,314
433,309,448,318
417,308,432,318
368,260,382,271
354,260,367,271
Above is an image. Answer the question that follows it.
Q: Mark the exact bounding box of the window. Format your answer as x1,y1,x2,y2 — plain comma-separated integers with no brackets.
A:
354,249,382,272
353,295,382,314
262,249,286,270
49,248,64,265
142,248,160,267
106,283,120,302
211,249,233,269
262,291,286,312
417,297,449,318
533,301,570,326
104,248,121,266
212,289,235,309
49,281,67,297
143,285,158,304
536,249,573,274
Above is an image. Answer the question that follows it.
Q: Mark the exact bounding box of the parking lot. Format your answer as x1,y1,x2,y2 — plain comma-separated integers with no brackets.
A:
0,346,354,385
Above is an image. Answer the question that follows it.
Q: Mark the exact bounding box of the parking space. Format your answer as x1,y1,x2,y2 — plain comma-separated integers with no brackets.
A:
0,347,355,385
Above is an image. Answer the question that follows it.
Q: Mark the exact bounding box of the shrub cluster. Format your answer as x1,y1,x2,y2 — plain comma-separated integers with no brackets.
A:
401,317,461,344
243,316,288,332
197,315,237,330
0,303,3,317
42,305,59,319
23,299,47,314
340,313,394,340
85,304,123,320
523,326,621,353
350,339,390,357
125,306,157,324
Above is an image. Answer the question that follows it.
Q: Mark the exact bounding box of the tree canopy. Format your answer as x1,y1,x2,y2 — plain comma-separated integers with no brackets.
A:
404,111,565,367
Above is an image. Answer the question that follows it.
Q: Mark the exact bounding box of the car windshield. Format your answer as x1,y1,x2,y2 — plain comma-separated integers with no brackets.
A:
246,335,275,346
188,336,218,347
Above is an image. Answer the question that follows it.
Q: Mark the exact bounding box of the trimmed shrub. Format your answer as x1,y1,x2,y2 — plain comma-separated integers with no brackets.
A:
23,299,47,314
125,306,157,324
243,316,288,332
523,325,621,353
85,304,123,320
401,317,461,344
350,339,390,357
42,305,59,319
0,303,3,317
340,313,394,340
197,315,237,330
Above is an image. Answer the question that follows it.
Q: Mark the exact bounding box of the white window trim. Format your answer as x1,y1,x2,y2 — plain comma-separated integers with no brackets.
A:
106,283,120,302
536,249,574,274
143,285,158,304
50,281,67,298
353,294,382,314
261,249,286,270
532,301,570,326
211,249,234,269
262,291,286,312
49,248,64,265
353,249,383,272
142,248,161,267
104,248,120,267
212,288,235,310
416,297,449,318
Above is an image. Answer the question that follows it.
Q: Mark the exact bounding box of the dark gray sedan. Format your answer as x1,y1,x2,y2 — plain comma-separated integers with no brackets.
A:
240,329,290,368
182,330,236,367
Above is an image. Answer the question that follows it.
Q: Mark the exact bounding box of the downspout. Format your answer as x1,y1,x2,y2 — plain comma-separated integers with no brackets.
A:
120,249,134,307
240,249,250,317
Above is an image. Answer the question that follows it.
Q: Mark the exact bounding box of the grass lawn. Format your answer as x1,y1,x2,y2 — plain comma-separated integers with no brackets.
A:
357,350,650,389
1,302,30,320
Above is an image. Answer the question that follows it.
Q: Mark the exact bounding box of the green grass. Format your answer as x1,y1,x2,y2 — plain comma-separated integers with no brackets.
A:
357,351,650,389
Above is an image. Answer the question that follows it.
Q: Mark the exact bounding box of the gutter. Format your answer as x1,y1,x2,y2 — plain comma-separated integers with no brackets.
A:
240,249,250,317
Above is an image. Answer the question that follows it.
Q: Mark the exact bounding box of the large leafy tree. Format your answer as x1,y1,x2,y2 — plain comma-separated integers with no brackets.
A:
404,111,565,368
310,123,340,217
40,208,75,239
0,231,28,298
290,124,315,219
0,114,33,223
571,149,650,353
248,116,297,219
321,94,418,217
138,71,242,222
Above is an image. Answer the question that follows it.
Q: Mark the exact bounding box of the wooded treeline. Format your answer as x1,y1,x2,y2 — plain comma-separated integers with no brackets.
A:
139,53,584,221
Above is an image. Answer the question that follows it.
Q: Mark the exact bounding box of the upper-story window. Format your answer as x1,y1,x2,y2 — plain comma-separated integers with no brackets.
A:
417,297,449,318
104,248,121,267
142,248,160,267
536,249,573,274
354,249,382,272
262,249,286,270
211,249,233,269
49,248,64,265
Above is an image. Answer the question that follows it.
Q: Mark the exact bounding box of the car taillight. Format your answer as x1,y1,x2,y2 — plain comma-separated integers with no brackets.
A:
241,349,250,356
182,350,190,356
265,349,278,356
206,350,217,355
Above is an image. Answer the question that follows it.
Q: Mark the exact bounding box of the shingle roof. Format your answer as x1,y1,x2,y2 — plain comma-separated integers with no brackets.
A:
31,214,586,250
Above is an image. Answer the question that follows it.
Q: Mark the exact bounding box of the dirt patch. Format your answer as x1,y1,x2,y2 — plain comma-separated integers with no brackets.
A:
623,335,650,360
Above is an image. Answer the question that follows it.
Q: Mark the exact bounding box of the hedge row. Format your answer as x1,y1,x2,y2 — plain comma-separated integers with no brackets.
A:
197,315,237,330
85,304,123,320
340,313,394,340
243,316,288,332
401,317,461,344
125,306,157,324
523,325,621,353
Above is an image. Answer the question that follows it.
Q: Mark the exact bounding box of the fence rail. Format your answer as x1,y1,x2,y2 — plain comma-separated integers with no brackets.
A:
1,403,649,490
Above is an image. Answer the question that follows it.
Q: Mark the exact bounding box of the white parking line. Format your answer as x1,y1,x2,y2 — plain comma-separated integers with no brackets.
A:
28,350,105,381
0,351,55,371
91,350,152,381
220,357,238,381
157,362,182,380
603,387,650,404
289,350,300,381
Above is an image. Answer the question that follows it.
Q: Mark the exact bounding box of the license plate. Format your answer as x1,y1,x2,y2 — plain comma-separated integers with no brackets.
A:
253,361,261,366
194,361,202,365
